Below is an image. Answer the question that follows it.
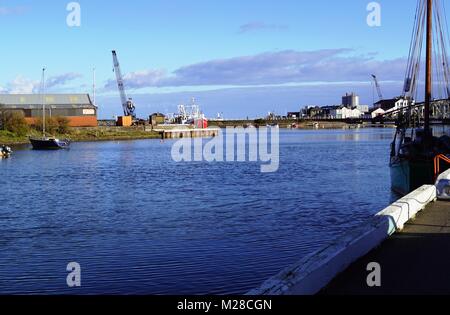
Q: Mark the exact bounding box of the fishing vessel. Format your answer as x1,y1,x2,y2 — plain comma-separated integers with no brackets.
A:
29,68,70,150
173,98,208,128
390,0,450,195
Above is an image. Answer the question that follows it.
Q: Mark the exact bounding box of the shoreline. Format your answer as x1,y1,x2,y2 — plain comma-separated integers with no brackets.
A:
0,136,162,146
209,120,396,130
0,127,162,146
0,123,395,146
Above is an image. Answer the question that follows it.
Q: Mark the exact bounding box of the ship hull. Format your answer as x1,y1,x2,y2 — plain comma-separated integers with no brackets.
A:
30,138,70,150
390,159,436,196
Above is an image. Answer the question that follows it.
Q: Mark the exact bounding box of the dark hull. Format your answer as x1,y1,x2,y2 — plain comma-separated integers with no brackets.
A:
390,158,450,196
30,138,70,150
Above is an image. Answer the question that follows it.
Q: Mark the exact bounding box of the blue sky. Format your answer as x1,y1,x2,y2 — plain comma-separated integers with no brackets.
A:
0,0,441,118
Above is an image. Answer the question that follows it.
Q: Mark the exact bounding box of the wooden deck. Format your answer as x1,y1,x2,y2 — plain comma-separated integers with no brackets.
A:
321,201,450,295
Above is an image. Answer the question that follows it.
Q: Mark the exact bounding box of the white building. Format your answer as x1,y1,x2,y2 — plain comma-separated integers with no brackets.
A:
374,97,410,113
341,92,369,115
330,106,363,119
356,104,370,113
342,93,360,107
371,108,386,118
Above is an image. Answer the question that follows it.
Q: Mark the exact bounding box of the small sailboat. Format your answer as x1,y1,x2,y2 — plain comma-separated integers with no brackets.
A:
29,137,70,150
29,68,70,150
390,0,450,195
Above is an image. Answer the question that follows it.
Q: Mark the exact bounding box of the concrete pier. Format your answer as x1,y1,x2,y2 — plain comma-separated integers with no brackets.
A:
249,184,449,295
321,200,450,295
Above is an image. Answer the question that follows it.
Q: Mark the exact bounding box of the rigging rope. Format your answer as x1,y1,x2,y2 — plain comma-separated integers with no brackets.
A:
403,0,450,102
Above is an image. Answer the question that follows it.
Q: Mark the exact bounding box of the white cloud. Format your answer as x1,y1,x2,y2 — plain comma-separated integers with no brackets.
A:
103,49,406,91
104,69,168,91
1,73,83,94
7,76,39,94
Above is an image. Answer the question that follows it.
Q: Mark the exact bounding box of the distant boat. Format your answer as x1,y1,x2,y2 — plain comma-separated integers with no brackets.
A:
29,68,71,151
1,145,12,158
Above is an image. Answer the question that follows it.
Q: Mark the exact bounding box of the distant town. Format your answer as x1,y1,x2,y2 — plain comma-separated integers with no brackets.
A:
280,92,410,121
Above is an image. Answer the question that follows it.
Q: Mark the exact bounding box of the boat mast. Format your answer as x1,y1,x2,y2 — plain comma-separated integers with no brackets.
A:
93,67,96,107
425,0,432,133
42,67,46,137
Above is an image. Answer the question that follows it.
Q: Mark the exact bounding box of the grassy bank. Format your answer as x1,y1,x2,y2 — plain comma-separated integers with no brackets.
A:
0,127,162,146
69,127,162,142
0,130,31,145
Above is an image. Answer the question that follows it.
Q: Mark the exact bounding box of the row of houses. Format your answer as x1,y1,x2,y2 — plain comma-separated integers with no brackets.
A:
303,104,369,119
287,93,411,120
373,97,410,115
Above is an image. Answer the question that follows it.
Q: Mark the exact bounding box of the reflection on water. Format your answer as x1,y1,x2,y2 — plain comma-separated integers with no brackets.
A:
0,128,398,294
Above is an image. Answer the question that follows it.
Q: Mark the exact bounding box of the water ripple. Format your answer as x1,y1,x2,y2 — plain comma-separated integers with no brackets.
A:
0,129,398,294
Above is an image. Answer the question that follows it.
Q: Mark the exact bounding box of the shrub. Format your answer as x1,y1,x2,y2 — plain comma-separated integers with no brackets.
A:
0,110,29,136
254,119,265,125
254,119,266,126
30,117,42,132
32,116,71,135
55,116,70,134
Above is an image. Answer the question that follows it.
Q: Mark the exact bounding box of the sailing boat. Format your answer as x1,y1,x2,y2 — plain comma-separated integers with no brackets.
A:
29,68,70,150
390,0,450,195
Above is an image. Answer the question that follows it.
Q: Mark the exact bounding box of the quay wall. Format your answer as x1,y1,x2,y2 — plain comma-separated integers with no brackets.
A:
248,185,438,295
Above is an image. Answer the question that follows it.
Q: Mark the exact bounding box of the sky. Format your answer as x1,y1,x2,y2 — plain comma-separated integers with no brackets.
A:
0,0,444,118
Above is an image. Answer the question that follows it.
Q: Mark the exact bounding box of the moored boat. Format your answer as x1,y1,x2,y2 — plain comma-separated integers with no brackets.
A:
29,68,71,151
29,137,70,150
390,128,450,195
389,0,450,195
1,145,12,158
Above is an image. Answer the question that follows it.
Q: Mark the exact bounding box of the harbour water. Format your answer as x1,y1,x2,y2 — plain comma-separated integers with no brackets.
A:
0,128,398,295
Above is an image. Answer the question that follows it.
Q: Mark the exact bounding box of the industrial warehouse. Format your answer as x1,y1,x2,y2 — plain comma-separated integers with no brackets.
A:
0,94,98,127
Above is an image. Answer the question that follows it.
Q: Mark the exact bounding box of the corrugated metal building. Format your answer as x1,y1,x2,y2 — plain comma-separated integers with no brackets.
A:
0,94,98,127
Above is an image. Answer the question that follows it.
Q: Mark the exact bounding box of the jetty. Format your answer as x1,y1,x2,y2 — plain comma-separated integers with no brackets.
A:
153,127,221,139
321,200,450,295
249,171,450,296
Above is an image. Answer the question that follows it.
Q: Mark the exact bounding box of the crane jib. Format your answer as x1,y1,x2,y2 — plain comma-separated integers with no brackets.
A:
112,50,136,118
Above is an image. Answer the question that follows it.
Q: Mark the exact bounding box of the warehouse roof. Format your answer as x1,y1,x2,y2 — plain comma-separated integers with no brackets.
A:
0,94,96,109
